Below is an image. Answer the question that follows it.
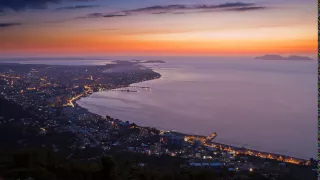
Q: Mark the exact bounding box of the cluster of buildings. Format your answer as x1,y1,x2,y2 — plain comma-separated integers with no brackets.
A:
0,61,160,150
110,129,313,173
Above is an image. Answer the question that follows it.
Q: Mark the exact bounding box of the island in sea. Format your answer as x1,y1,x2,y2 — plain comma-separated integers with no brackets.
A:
254,54,313,61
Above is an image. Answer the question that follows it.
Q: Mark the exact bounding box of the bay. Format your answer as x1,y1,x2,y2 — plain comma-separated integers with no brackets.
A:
77,57,317,159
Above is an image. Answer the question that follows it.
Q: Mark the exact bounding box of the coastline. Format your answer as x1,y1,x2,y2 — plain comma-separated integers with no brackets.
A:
74,63,312,163
0,59,315,180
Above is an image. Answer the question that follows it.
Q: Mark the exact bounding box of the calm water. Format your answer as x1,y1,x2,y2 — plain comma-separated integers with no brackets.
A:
76,57,317,159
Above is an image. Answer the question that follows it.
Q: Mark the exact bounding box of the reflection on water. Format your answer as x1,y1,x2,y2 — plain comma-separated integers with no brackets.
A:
77,57,317,159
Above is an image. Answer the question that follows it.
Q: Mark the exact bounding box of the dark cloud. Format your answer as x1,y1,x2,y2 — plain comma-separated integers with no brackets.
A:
122,2,256,14
78,12,129,19
0,22,21,28
103,13,129,18
56,5,99,10
0,0,96,12
0,0,59,11
151,12,168,15
80,2,268,19
227,6,267,11
216,2,254,8
125,5,188,13
87,12,104,18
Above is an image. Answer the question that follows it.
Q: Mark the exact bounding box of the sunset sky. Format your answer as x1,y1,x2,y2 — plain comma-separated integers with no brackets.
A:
0,0,317,57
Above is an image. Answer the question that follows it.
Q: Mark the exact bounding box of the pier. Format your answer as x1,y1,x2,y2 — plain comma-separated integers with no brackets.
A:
106,86,151,92
128,86,152,89
108,89,138,92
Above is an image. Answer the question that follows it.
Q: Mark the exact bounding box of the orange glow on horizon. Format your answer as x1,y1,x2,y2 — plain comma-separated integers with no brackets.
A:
0,36,316,56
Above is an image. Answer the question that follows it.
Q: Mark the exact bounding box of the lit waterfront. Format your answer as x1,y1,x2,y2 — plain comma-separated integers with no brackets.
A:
181,132,310,165
202,142,310,165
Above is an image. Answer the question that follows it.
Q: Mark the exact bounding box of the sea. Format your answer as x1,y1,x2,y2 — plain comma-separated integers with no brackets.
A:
1,56,317,159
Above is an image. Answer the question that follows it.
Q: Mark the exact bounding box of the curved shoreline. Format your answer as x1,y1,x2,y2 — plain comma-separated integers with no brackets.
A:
76,93,311,164
75,64,312,163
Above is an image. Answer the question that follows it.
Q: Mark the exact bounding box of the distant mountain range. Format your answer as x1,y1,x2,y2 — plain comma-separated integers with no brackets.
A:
254,54,313,61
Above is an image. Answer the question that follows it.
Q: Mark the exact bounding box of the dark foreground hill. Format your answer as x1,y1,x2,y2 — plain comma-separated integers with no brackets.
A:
0,149,316,180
